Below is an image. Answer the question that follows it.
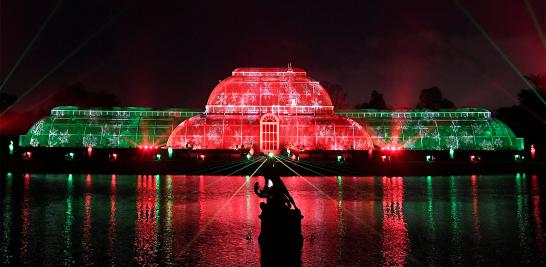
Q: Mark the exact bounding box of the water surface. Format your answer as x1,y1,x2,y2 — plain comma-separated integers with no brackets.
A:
1,173,544,266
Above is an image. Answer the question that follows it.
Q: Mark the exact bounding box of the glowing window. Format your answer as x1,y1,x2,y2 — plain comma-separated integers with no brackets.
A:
260,113,279,153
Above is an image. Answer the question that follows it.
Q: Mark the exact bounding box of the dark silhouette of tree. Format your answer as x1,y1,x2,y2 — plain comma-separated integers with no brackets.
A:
355,90,387,109
322,82,347,108
1,83,122,135
518,74,545,110
48,82,121,109
496,74,546,158
416,86,455,110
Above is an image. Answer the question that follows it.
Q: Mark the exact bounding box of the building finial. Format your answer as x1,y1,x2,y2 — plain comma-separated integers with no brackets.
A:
287,63,293,72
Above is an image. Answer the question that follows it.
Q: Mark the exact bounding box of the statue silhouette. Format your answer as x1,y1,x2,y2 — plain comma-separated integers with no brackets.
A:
254,174,298,212
254,162,303,266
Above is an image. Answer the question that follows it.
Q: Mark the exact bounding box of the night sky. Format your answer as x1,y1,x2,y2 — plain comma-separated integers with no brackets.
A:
1,0,545,112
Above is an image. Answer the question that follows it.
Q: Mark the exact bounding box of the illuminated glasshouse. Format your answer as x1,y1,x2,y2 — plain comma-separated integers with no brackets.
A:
167,67,373,152
20,67,524,151
339,109,524,150
20,106,200,148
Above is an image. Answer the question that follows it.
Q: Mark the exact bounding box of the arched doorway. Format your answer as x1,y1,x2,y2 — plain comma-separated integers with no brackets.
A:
260,113,279,153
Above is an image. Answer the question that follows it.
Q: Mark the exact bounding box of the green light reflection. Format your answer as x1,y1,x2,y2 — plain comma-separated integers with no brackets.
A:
165,175,173,263
426,176,435,233
337,176,345,245
516,173,530,258
1,172,13,264
64,174,74,265
450,176,461,265
425,176,436,266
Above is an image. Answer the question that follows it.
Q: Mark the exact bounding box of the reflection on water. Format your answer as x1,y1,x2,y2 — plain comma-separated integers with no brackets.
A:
135,175,159,265
425,175,436,266
471,174,481,263
63,174,73,265
82,174,93,265
109,174,116,265
1,173,12,264
532,175,545,262
449,176,461,265
381,176,407,266
0,173,545,266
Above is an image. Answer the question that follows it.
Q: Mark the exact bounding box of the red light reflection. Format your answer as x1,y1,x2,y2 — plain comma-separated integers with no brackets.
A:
381,176,408,266
20,174,30,262
135,175,158,265
109,174,117,264
83,175,92,265
531,175,544,256
471,175,481,243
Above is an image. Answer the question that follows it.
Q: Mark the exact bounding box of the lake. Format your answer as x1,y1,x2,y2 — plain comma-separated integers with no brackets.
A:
0,173,544,266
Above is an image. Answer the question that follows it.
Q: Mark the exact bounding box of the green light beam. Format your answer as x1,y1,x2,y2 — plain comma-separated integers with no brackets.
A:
0,0,64,93
454,0,546,106
277,156,371,197
206,161,253,175
177,157,267,257
275,157,377,230
0,14,118,118
523,0,546,51
277,155,326,176
274,156,303,177
275,156,422,265
188,157,264,203
288,155,361,174
187,155,261,175
188,159,245,174
282,154,363,174
186,154,257,174
200,158,257,174
249,157,268,177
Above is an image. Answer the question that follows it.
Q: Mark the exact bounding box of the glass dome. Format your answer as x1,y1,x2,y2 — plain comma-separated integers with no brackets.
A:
205,67,334,114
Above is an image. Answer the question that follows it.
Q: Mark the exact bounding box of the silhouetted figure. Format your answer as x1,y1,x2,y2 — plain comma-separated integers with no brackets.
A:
254,169,303,266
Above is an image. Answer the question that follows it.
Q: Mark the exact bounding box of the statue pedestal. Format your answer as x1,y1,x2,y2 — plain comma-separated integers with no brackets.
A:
258,208,303,252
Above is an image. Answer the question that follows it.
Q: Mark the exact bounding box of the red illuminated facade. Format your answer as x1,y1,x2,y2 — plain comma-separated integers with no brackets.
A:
167,67,373,152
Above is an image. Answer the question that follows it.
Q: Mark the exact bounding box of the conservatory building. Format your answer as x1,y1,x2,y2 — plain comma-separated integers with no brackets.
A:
20,67,524,152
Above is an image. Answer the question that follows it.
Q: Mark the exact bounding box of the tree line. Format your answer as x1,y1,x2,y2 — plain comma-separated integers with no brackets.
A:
325,75,545,154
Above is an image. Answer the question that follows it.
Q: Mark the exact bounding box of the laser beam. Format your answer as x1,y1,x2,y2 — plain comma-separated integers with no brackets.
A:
523,0,546,51
274,156,424,263
0,0,64,93
0,8,123,118
454,0,546,106
177,157,267,256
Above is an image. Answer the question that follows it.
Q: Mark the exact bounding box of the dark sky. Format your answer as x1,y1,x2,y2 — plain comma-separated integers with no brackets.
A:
1,0,545,111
